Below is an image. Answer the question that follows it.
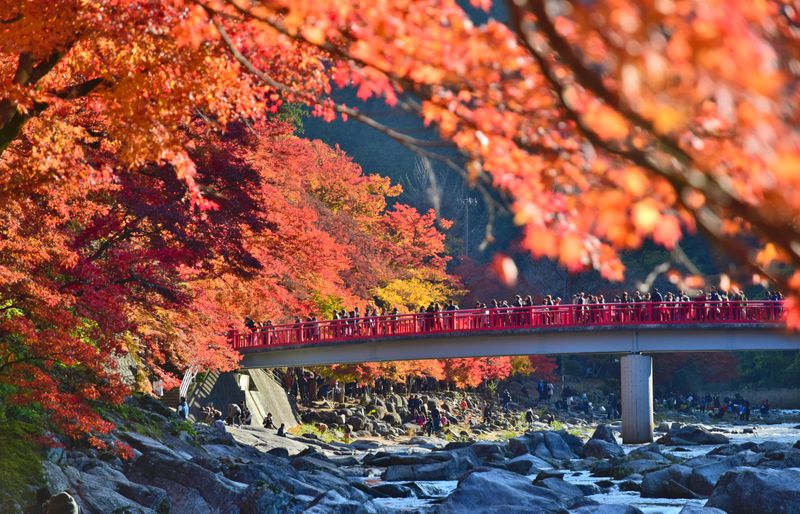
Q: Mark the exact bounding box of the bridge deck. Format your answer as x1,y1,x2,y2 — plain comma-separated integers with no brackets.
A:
229,301,796,368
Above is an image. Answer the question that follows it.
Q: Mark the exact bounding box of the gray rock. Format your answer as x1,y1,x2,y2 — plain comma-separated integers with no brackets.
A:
382,448,479,481
577,483,602,495
305,490,377,514
291,456,346,478
120,431,185,460
382,412,402,426
627,443,668,463
471,441,507,463
708,442,759,456
42,461,69,495
129,450,247,512
590,424,618,444
557,430,585,455
537,477,585,507
706,468,800,514
235,484,304,514
656,425,730,446
47,447,67,465
544,431,576,460
369,483,414,498
571,506,644,514
583,439,624,459
678,506,727,514
590,460,615,477
689,453,761,496
437,468,568,514
267,447,290,459
509,436,530,456
63,466,158,514
641,465,694,499
347,415,366,431
506,454,551,475
657,422,671,432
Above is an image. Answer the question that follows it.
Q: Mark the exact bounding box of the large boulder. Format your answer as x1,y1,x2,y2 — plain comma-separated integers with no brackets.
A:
508,436,530,457
129,450,247,512
583,439,625,459
305,490,377,514
437,468,568,514
544,431,577,460
62,466,165,514
382,412,402,426
369,483,414,498
557,431,585,455
506,454,552,475
470,441,507,463
590,424,618,444
382,448,479,481
641,465,696,499
688,453,762,496
535,477,585,507
706,468,800,514
656,425,730,446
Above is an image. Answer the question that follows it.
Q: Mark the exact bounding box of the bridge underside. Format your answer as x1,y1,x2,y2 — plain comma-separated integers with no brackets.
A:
239,324,797,369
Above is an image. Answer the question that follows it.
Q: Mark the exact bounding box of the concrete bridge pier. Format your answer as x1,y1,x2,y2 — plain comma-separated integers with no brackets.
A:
620,353,654,444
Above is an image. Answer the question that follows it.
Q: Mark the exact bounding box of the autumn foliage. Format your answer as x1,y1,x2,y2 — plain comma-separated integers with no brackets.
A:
0,116,457,445
2,0,799,443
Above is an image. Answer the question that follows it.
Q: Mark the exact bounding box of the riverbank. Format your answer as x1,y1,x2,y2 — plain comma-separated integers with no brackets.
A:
18,395,800,513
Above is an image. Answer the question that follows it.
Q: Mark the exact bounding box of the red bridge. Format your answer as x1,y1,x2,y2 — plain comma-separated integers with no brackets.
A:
229,300,786,350
226,300,796,445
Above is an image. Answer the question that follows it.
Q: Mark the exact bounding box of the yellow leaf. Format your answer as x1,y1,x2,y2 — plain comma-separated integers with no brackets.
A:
632,199,661,234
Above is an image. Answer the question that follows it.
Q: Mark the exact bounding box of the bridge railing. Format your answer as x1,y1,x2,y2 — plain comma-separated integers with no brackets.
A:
228,300,785,351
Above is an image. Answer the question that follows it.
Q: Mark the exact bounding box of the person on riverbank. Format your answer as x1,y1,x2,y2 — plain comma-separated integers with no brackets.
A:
227,403,242,426
177,397,189,420
263,412,276,429
431,404,442,434
483,403,493,424
524,408,534,427
502,390,512,410
277,423,286,436
213,413,226,433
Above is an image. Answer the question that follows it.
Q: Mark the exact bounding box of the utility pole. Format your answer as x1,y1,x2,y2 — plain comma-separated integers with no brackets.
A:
457,197,477,258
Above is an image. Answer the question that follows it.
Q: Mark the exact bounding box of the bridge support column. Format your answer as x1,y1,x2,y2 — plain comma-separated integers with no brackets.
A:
620,353,653,444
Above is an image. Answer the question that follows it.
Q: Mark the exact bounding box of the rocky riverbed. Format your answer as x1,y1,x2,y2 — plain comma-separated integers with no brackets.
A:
26,396,800,513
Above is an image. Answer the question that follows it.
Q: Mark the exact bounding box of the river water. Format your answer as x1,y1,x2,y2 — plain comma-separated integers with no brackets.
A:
367,418,800,513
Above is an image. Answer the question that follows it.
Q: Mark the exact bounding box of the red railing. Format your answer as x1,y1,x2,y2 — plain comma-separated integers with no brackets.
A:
228,300,786,351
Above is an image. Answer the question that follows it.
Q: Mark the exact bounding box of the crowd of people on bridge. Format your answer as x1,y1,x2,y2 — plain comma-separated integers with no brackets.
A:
235,289,785,347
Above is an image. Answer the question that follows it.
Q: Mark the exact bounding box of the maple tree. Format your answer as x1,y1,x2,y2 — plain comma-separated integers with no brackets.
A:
0,116,455,444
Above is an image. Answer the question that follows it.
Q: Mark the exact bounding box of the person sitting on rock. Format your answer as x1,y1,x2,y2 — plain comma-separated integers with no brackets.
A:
213,413,226,434
277,423,287,437
263,412,276,429
242,405,253,425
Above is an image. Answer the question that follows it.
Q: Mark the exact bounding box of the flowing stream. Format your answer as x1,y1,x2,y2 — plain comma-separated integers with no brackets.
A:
367,419,800,513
